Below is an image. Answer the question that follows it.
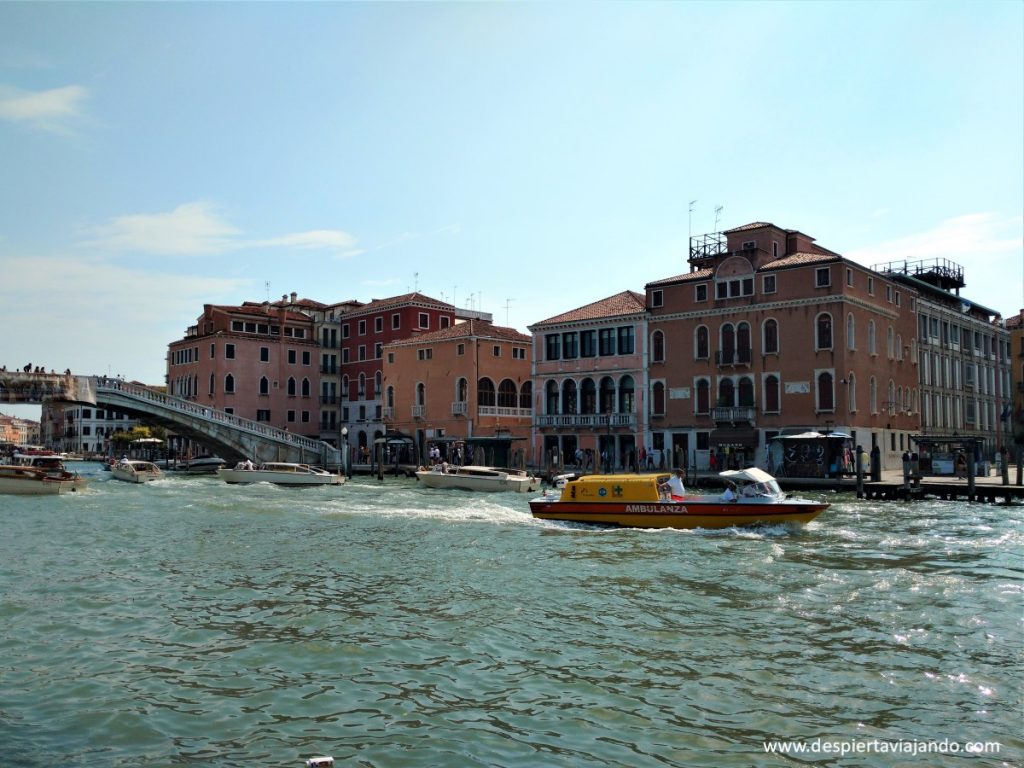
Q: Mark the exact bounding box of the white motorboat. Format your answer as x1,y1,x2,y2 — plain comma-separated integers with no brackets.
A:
216,462,345,487
110,459,164,484
0,465,82,495
416,465,540,493
158,455,226,474
12,453,89,491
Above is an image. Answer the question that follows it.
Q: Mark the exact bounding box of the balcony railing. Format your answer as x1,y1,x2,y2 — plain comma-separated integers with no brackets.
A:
536,413,636,429
320,365,338,374
715,348,752,366
381,406,394,420
452,401,468,416
478,406,532,418
319,395,338,405
712,406,756,424
412,405,426,419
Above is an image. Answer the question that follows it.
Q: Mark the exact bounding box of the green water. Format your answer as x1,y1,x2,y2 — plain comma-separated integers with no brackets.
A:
1,464,1020,767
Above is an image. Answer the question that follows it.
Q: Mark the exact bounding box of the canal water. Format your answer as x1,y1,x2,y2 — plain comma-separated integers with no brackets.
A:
1,464,1020,768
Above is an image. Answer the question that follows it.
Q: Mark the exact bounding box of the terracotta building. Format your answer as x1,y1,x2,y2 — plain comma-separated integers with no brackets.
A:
383,318,532,464
165,293,322,435
645,222,919,472
530,290,649,471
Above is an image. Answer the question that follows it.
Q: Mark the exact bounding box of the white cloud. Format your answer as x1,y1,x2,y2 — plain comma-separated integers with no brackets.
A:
0,84,88,132
79,201,361,258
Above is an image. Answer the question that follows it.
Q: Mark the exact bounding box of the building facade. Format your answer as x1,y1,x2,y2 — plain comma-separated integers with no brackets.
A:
383,318,533,463
165,293,322,436
646,222,919,472
40,401,140,456
530,290,649,470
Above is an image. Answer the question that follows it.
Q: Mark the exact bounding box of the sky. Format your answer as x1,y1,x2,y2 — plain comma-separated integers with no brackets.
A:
2,1,1022,421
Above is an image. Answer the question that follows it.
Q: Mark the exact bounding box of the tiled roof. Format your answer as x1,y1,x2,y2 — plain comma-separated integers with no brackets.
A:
723,221,774,234
213,304,314,323
388,318,530,347
346,292,452,315
647,269,713,288
532,290,646,327
760,252,840,270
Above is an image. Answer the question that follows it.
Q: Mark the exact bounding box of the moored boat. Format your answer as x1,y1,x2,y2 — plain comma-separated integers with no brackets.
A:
216,462,344,487
0,465,82,495
157,455,226,474
13,453,89,491
416,465,540,493
110,459,164,484
528,468,828,529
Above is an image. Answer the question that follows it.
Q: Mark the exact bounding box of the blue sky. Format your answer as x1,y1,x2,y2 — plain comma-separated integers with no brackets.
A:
2,1,1022,421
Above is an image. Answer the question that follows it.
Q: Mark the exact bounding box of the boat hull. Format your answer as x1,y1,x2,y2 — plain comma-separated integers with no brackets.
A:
417,469,539,493
217,468,344,486
110,463,164,483
0,472,79,495
528,498,828,529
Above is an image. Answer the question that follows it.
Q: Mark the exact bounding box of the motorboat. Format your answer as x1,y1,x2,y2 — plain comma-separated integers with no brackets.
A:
416,465,540,493
157,455,226,474
216,462,345,487
12,453,89,491
0,465,82,495
110,459,164,484
528,467,829,529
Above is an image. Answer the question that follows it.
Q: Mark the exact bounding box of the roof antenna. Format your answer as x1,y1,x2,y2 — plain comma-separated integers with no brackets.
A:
714,205,723,232
503,297,514,326
265,281,270,302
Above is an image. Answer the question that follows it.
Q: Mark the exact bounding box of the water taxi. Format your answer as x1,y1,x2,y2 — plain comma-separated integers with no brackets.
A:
0,465,83,495
216,462,344,487
12,453,89,491
416,465,540,493
110,459,165,484
528,468,828,529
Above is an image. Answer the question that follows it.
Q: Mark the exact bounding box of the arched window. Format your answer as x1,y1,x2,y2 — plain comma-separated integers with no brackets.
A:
869,376,878,414
259,376,269,395
848,373,857,413
342,374,350,397
545,380,559,414
763,318,779,355
498,379,517,408
209,373,215,396
764,375,780,413
652,381,665,415
580,378,597,414
599,377,615,413
416,382,426,406
618,375,635,413
737,322,751,363
888,380,896,413
737,376,754,407
561,379,577,414
887,326,895,359
386,385,394,408
696,326,709,359
720,323,736,364
302,378,310,398
846,313,855,349
816,313,833,350
374,370,382,398
696,379,710,414
652,330,665,363
895,335,903,361
225,373,235,394
456,377,468,402
287,377,296,396
817,371,834,411
717,378,735,408
358,372,366,398
478,377,496,407
868,321,877,355
519,380,532,410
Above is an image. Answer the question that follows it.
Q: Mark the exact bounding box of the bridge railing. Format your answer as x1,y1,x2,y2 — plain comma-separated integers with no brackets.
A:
97,378,329,455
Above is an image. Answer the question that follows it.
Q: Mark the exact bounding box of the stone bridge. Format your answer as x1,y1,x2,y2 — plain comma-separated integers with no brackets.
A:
1,371,342,468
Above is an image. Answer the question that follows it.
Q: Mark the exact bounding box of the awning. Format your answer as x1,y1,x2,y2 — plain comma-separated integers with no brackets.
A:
710,427,758,448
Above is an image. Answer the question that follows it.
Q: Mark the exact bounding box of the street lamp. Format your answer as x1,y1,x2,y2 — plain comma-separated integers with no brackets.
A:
341,426,349,478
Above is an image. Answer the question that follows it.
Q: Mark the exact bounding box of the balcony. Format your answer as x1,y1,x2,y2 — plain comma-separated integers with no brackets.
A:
536,412,636,429
320,365,338,374
712,406,756,424
715,348,752,367
478,406,532,418
412,405,426,419
452,401,468,416
319,395,338,405
381,406,394,420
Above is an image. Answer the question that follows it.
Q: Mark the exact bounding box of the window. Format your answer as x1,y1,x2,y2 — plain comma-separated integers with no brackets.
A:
816,267,831,288
652,330,665,363
418,312,429,329
209,373,215,395
225,344,235,359
260,347,270,363
817,371,834,412
846,268,853,287
302,378,310,398
301,411,310,423
256,409,270,422
651,290,663,308
696,379,710,414
816,314,833,350
210,343,215,359
617,326,634,355
440,316,450,329
287,377,296,396
598,328,616,356
259,376,270,395
652,381,665,415
232,320,243,332
764,374,780,413
287,410,296,423
358,345,366,361
846,314,855,350
343,323,350,338
546,333,561,360
302,351,310,366
342,348,350,364
375,317,383,333
392,313,401,330
289,349,301,364
375,343,383,359
358,320,366,335
493,345,501,357
763,319,779,355
418,348,433,360
695,284,708,302
867,277,874,296
478,378,496,407
580,330,597,357
562,332,578,359
695,326,709,359
224,374,235,393
457,343,465,356
387,352,394,364
868,320,877,355
513,347,526,359
762,275,776,294
885,285,893,303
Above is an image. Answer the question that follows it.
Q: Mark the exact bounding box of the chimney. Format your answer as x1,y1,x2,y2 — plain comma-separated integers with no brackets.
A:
291,292,298,303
